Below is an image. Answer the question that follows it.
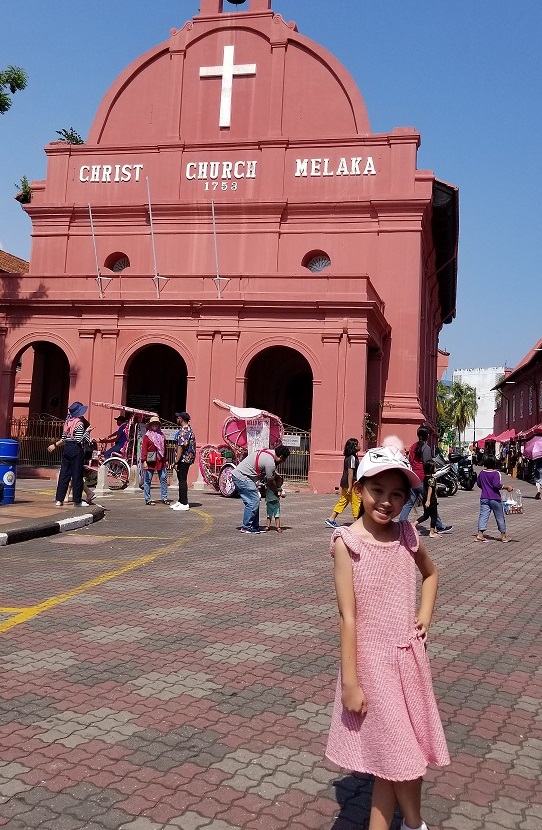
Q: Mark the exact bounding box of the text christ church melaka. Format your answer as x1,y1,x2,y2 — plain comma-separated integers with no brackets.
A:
2,0,458,492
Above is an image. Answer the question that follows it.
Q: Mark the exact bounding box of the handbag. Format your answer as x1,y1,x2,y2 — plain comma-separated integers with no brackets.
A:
146,450,157,464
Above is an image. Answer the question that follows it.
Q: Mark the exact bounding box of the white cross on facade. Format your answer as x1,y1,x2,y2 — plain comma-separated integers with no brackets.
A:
200,45,257,128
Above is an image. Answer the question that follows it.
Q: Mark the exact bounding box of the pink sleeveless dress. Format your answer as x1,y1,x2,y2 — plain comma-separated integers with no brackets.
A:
325,522,450,781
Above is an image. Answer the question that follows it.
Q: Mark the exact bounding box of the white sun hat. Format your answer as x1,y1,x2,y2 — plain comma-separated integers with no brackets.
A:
357,445,421,489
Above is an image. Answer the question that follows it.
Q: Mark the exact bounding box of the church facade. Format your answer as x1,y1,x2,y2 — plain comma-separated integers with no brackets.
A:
0,0,458,491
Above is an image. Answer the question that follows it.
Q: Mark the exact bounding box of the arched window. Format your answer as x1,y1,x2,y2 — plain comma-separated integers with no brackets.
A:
302,250,331,272
104,252,130,272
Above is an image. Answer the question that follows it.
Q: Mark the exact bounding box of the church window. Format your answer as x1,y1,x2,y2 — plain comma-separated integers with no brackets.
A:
104,252,130,272
303,251,331,272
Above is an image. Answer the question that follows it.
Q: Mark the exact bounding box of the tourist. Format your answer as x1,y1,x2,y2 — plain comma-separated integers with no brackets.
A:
507,445,518,477
102,414,129,460
415,460,440,538
141,415,170,505
325,444,449,830
399,426,453,533
532,457,542,500
231,445,290,534
325,438,361,528
171,411,196,512
66,416,95,505
47,401,89,507
265,472,285,532
476,456,513,542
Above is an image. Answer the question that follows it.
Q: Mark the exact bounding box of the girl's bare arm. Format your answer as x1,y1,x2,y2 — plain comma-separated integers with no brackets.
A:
413,540,439,640
334,537,367,713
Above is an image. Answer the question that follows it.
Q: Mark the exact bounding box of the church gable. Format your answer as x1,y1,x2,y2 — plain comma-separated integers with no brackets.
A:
88,5,370,147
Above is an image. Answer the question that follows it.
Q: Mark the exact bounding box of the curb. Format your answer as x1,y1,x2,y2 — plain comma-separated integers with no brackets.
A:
0,506,105,547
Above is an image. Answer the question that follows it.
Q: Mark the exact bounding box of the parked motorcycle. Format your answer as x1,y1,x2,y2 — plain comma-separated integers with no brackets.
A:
449,451,477,491
433,452,459,497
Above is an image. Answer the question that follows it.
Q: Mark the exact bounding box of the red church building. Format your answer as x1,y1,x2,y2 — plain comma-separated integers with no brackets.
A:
0,0,458,491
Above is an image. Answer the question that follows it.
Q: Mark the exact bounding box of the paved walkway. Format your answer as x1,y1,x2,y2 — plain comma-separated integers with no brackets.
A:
0,478,105,544
0,474,541,829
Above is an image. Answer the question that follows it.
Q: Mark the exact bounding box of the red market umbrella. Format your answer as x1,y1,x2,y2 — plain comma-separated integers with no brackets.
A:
494,429,515,442
523,435,542,460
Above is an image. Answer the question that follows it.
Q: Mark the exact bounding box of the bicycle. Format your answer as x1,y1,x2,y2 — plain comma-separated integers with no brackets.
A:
84,441,131,490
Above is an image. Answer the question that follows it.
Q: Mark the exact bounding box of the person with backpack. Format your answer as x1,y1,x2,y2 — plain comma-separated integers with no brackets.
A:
231,445,291,533
47,401,90,507
399,426,453,533
171,412,196,512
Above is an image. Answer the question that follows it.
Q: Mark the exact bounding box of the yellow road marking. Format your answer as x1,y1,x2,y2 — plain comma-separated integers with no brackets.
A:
0,509,213,634
51,535,179,542
0,607,27,613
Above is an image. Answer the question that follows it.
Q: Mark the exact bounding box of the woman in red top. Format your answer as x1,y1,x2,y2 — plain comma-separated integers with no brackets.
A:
142,415,170,505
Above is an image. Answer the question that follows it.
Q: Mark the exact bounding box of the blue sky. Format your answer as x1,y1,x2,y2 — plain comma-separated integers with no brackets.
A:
1,1,541,373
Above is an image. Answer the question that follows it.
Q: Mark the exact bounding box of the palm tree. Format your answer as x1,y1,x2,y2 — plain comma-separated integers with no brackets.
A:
436,381,454,442
449,381,478,445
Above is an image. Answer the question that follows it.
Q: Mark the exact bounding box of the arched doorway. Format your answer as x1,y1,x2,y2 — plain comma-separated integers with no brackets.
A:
126,344,187,420
13,341,70,420
246,346,313,430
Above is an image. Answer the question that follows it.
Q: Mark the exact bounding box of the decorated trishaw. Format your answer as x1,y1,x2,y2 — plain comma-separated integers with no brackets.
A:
89,401,160,489
199,399,284,496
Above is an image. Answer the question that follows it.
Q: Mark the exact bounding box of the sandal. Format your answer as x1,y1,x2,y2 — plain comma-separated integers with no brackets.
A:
146,500,156,506
162,500,171,505
276,527,283,533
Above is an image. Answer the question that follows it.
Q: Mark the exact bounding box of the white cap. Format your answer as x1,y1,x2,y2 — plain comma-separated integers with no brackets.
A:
357,445,421,489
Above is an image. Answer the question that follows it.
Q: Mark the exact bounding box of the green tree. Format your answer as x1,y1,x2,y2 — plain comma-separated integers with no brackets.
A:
449,381,478,444
55,127,84,144
0,66,27,114
436,381,454,440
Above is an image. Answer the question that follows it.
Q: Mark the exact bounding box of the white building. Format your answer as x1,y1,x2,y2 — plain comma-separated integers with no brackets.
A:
452,367,505,444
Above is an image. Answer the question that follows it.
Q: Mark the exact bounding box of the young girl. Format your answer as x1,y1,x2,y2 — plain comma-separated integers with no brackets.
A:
325,438,361,528
326,445,449,830
415,460,439,538
476,456,513,542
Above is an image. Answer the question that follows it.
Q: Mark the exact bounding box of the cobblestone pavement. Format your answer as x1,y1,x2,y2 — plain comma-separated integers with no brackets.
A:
0,475,541,830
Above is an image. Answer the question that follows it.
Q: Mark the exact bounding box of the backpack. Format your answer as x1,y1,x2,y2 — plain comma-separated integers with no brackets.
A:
64,417,81,438
186,430,196,464
255,449,274,480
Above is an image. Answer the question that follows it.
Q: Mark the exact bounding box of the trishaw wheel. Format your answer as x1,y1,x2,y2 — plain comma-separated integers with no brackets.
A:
198,445,220,491
84,468,98,488
104,458,130,490
218,463,238,498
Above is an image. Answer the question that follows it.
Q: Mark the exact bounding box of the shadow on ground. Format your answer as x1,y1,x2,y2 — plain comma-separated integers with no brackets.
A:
330,774,403,829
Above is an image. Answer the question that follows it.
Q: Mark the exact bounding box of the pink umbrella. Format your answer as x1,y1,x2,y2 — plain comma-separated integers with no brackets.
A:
523,435,542,460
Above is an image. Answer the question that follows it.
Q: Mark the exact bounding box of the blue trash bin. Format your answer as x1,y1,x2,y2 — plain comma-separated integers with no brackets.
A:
0,439,19,505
